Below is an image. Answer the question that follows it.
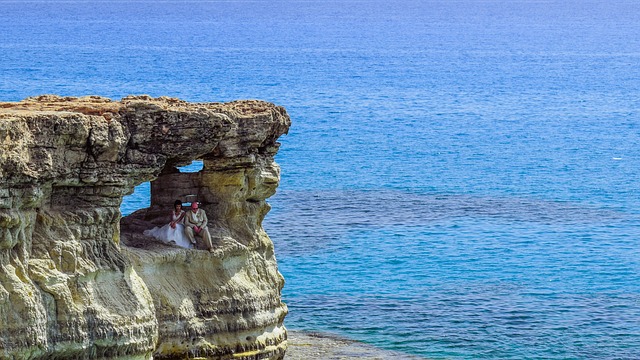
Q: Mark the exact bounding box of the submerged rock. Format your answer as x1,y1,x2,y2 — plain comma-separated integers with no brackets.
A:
0,95,290,359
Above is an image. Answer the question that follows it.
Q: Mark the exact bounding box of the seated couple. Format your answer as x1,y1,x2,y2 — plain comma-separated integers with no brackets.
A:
144,200,213,252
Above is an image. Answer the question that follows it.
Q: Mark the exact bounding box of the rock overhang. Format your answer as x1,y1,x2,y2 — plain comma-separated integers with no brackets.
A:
0,95,291,360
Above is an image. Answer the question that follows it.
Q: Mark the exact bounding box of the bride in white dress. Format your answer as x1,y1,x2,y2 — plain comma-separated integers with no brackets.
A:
144,200,193,248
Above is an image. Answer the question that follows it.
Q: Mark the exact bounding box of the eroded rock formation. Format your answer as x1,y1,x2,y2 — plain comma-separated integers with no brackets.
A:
0,95,290,359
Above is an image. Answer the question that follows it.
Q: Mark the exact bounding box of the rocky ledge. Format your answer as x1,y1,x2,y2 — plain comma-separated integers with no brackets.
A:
0,95,290,359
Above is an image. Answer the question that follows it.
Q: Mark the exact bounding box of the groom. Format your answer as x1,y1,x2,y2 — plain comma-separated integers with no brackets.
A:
184,202,213,252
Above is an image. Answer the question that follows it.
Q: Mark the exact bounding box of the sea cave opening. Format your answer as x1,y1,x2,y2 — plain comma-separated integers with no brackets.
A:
119,160,204,247
121,160,204,216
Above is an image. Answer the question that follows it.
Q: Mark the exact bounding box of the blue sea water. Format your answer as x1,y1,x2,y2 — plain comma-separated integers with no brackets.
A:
2,0,640,358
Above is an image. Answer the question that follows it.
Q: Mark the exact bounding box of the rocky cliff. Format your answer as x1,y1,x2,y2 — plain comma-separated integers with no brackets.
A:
0,95,290,359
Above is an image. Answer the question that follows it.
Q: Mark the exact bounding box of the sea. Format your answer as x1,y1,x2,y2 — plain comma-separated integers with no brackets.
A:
1,1,639,359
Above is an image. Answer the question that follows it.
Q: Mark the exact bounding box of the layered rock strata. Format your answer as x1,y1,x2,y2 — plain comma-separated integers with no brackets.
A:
0,95,290,359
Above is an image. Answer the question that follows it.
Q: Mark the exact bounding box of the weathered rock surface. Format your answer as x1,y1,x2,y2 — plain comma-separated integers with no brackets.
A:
285,331,426,360
0,95,290,359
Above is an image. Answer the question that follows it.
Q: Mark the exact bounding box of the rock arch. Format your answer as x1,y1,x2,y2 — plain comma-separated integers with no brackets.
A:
0,95,290,359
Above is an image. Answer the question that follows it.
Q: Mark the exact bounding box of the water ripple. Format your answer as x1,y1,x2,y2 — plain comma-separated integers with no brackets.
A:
266,189,640,359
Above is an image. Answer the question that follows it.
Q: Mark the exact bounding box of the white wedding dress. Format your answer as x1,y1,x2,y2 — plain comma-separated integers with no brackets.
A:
144,210,193,248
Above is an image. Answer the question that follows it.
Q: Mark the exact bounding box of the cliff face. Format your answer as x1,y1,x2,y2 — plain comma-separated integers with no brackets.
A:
0,95,290,359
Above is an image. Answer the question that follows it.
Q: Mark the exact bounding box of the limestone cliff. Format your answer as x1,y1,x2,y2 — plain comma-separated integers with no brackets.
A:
0,95,290,359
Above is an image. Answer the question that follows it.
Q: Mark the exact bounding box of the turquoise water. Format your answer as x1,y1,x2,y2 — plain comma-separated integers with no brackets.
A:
2,1,640,358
